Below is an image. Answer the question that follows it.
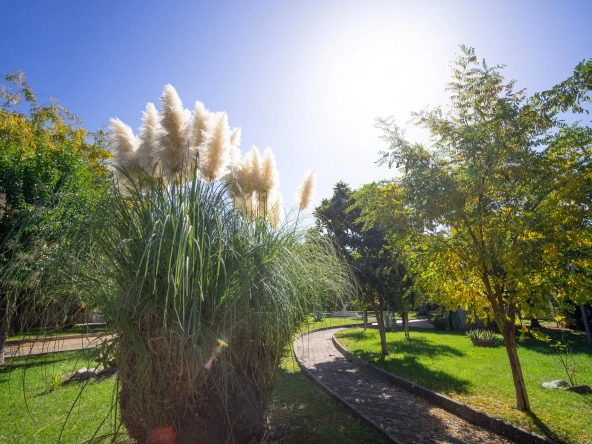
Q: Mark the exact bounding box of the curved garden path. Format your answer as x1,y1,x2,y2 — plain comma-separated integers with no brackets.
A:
294,327,512,444
5,334,112,358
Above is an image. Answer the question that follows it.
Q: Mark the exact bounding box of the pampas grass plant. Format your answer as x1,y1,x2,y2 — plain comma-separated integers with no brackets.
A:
3,86,352,443
91,168,353,442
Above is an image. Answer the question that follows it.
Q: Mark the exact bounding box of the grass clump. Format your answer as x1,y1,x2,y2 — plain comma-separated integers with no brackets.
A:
83,172,356,443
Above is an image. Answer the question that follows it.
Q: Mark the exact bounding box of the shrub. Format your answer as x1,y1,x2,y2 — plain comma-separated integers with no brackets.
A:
465,328,496,341
432,316,448,330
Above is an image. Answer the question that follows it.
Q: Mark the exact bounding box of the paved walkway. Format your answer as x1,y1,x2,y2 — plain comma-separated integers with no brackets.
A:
5,334,111,358
396,319,434,329
294,328,512,444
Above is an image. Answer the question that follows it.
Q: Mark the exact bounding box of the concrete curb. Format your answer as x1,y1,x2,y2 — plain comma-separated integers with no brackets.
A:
332,333,557,444
293,325,401,444
6,332,107,347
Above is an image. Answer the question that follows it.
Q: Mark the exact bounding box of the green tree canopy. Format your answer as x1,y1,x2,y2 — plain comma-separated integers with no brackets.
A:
375,46,592,410
0,71,111,364
315,181,417,351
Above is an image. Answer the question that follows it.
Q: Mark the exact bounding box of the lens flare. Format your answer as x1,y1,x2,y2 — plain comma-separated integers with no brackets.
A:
204,337,229,370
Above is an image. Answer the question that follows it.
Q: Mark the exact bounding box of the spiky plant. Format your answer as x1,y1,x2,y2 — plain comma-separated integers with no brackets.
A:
90,168,353,442
99,86,353,442
3,84,351,442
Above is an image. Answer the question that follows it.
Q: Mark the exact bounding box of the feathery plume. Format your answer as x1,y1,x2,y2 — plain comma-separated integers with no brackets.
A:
199,111,232,182
226,146,250,206
159,84,191,178
135,102,161,173
244,146,262,195
259,147,280,195
107,85,295,227
295,170,316,211
227,127,243,173
228,146,259,201
230,127,241,147
193,101,210,147
269,191,284,228
110,118,139,176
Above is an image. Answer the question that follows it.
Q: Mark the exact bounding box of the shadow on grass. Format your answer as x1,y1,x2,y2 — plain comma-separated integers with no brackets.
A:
0,349,97,389
0,354,73,375
525,411,563,443
338,330,471,394
514,327,592,357
264,365,389,444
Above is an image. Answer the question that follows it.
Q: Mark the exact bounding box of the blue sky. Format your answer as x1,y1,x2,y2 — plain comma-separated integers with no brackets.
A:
2,0,591,215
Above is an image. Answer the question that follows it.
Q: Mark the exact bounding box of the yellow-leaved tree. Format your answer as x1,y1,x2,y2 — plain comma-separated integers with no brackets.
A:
374,47,592,410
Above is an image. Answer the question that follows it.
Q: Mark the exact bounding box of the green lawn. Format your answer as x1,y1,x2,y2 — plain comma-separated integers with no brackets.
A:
0,341,387,443
0,349,120,443
335,327,592,444
300,315,368,333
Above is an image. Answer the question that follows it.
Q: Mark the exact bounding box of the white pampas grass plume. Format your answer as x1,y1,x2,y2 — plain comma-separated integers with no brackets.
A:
135,102,161,172
259,147,280,195
244,146,262,194
230,127,241,147
295,169,316,211
225,146,250,206
199,111,232,182
228,127,243,172
269,191,283,228
229,145,242,173
110,118,139,176
229,145,260,200
193,101,210,147
159,84,191,178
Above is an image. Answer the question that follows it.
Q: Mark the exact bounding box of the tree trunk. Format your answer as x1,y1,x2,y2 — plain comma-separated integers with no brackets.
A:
579,305,592,343
529,317,541,328
501,320,530,410
363,308,368,331
402,310,410,340
0,297,9,365
373,302,389,355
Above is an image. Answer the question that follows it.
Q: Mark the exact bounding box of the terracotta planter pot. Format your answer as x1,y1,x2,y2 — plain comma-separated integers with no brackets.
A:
471,339,495,347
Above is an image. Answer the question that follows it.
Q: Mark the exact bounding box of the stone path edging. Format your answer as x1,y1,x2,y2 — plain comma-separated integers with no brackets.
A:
331,332,557,444
294,325,401,444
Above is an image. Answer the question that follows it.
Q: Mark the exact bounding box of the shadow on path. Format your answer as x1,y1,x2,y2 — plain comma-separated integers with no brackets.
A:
295,328,511,444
